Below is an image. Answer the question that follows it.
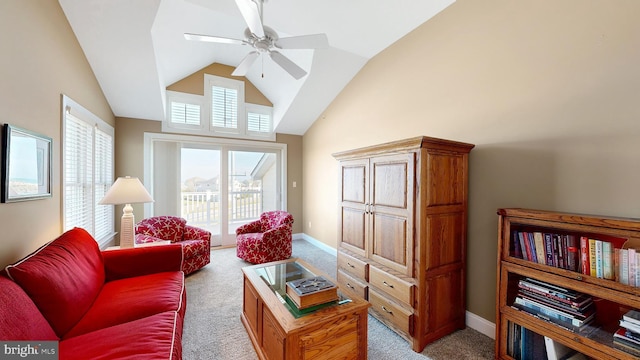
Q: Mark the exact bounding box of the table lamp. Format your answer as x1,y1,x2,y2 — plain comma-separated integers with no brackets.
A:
99,176,154,248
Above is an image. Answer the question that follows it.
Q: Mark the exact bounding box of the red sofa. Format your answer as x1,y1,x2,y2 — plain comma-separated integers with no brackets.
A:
0,227,186,360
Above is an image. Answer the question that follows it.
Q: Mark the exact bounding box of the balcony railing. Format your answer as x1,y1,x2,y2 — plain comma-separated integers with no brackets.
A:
181,190,261,230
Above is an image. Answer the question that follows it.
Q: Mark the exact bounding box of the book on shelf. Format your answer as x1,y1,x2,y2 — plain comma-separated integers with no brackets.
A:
518,232,531,262
629,248,637,287
622,309,640,326
621,249,630,285
566,234,579,272
553,234,561,268
580,237,590,276
545,233,555,266
602,241,614,280
595,239,603,279
513,231,522,259
619,320,640,335
534,232,546,265
588,238,597,277
613,327,640,357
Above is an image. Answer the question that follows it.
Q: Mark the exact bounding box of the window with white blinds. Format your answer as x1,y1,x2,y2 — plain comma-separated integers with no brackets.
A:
171,101,200,125
164,75,275,141
62,95,114,245
211,86,238,129
246,103,273,137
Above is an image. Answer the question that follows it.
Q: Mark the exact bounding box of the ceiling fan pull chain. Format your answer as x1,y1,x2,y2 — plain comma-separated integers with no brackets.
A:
261,55,264,78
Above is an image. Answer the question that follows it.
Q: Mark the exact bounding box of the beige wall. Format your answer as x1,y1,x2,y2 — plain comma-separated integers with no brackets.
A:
302,0,640,323
0,0,115,268
167,63,272,106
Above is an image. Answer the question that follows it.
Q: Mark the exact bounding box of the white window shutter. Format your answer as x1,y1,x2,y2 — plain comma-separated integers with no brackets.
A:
211,86,238,129
171,101,200,125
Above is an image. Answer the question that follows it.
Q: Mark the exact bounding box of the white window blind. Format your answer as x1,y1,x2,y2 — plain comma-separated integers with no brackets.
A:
63,95,114,245
64,114,94,231
211,86,238,129
94,128,114,241
170,101,200,125
247,112,271,133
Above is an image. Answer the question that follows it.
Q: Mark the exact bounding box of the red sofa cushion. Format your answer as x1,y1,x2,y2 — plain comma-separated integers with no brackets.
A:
65,271,185,338
0,275,58,341
59,311,183,360
5,227,105,337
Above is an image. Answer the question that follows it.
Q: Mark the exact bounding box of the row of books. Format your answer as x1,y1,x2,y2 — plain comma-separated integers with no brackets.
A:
614,309,640,357
510,231,640,284
511,231,581,271
507,322,587,360
512,278,596,333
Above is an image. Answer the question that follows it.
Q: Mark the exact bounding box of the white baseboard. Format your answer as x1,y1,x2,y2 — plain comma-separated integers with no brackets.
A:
466,311,496,339
294,232,337,256
296,232,496,340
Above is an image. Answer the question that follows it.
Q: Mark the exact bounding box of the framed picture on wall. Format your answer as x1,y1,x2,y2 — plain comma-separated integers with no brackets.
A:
1,124,52,202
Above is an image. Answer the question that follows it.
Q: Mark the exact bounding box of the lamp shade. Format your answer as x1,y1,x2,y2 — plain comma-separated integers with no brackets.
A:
99,176,153,205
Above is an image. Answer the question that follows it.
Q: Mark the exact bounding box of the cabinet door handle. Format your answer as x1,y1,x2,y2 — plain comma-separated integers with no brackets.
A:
346,283,354,289
347,262,355,268
382,281,394,288
381,306,393,315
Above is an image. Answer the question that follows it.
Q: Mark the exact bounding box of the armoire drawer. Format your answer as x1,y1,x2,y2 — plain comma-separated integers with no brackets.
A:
337,269,368,300
369,289,413,335
369,266,414,306
337,251,368,281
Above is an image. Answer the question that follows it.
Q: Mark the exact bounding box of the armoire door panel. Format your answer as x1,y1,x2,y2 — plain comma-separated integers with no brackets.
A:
370,154,414,210
340,159,368,205
372,162,408,209
422,271,464,335
341,208,367,253
426,153,465,206
371,213,408,270
424,213,464,270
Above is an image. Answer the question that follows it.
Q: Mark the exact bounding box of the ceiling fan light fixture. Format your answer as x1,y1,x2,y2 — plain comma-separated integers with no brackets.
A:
184,0,327,79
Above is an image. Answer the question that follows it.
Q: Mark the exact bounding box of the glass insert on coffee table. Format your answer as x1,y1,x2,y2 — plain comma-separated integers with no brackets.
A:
253,259,352,318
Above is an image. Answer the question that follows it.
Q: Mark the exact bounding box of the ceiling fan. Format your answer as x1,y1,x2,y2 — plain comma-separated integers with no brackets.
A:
184,0,329,80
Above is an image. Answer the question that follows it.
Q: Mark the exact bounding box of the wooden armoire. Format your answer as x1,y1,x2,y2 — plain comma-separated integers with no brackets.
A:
332,136,474,352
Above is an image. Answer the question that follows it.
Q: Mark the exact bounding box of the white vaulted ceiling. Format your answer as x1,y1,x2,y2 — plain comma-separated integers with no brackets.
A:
59,0,455,135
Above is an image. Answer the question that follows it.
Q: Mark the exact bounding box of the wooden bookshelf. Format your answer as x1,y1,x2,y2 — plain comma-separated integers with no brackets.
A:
496,208,640,360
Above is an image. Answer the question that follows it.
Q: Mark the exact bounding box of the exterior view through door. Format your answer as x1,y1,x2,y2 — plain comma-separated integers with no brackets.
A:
146,135,285,248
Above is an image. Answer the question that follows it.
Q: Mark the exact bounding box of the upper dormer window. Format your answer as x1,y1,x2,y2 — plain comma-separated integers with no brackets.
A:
163,74,274,141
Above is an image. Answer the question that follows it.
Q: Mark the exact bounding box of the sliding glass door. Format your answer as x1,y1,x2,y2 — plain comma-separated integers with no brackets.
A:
146,134,286,248
180,147,222,245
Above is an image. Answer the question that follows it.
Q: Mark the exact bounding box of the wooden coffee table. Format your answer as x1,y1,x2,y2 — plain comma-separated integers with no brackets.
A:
241,258,369,360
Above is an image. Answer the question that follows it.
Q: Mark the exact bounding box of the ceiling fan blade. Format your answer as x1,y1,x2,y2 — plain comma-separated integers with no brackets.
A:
232,51,260,76
234,0,264,38
275,34,329,49
184,33,246,45
269,51,307,80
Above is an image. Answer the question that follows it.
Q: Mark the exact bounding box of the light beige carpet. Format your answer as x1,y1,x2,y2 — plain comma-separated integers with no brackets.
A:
182,239,495,359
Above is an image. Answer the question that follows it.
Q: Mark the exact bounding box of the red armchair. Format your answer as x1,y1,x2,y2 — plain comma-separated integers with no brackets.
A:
236,210,294,264
135,216,211,275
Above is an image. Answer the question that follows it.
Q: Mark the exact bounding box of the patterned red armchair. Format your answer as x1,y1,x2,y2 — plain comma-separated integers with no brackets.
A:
236,211,294,264
135,216,211,275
